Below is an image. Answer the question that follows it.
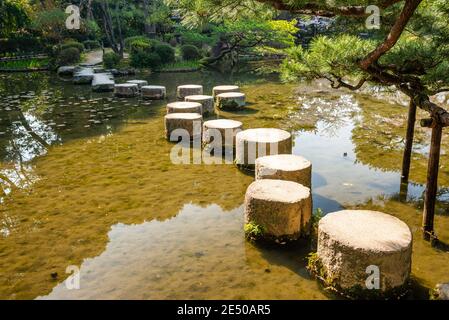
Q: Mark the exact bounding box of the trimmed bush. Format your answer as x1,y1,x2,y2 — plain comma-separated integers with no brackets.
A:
103,52,121,69
61,41,85,53
125,36,152,53
181,45,201,61
57,48,80,65
130,51,162,69
154,44,175,64
83,40,101,50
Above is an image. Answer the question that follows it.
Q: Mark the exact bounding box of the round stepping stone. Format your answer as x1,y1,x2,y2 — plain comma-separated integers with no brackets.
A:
316,210,412,296
203,119,243,149
185,95,214,115
177,85,203,100
126,80,148,89
213,85,240,100
235,128,292,167
114,83,139,97
244,179,312,241
164,113,202,140
142,85,166,100
256,154,312,188
167,101,202,114
216,92,246,110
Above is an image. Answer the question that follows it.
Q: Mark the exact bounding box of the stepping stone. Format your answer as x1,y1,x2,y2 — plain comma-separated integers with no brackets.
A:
316,210,412,296
235,128,292,167
57,66,76,76
256,154,312,188
177,85,203,100
92,73,115,92
167,101,202,114
165,113,202,140
244,179,312,241
73,67,95,84
216,92,246,110
126,80,148,89
185,95,214,115
212,85,240,100
203,119,243,150
114,83,139,97
142,85,166,100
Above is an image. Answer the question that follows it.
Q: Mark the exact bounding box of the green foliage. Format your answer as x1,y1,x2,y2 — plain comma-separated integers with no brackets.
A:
0,58,49,70
103,52,122,69
154,44,175,64
181,45,201,61
244,222,265,241
83,40,101,50
0,0,31,38
57,48,80,66
32,8,66,42
177,28,217,48
158,60,201,72
0,35,44,55
61,41,85,53
125,36,153,54
130,51,162,69
281,35,375,83
311,208,324,230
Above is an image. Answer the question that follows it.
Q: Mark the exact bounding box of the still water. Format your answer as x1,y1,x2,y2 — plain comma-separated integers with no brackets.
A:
0,70,448,299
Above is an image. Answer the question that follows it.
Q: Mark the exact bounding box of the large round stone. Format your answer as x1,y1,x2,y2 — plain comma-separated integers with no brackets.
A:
126,80,148,89
164,113,202,140
177,85,203,100
256,154,312,188
244,179,312,240
142,85,166,100
215,92,246,110
213,85,240,100
202,119,243,149
235,128,292,167
185,95,214,115
114,83,139,97
316,210,413,295
166,101,202,114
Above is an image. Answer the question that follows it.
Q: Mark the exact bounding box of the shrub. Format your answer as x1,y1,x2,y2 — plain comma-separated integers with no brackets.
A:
125,36,152,53
130,51,162,69
103,52,121,69
61,41,85,53
181,45,201,61
83,40,101,50
57,47,80,65
154,44,175,64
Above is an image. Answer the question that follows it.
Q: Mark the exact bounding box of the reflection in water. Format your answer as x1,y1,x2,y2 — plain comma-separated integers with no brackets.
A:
41,204,325,300
0,71,448,299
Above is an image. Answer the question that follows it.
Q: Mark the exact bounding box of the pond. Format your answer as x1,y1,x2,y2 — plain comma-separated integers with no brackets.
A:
0,70,448,299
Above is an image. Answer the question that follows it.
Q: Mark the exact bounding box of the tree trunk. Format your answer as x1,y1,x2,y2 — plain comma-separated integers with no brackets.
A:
115,0,125,57
422,122,443,241
399,100,417,201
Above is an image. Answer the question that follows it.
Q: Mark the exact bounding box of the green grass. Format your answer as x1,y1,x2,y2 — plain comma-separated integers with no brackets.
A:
0,58,50,69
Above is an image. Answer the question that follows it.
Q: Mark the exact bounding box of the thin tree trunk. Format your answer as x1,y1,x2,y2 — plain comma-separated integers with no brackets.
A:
115,0,125,57
399,100,417,200
422,122,443,241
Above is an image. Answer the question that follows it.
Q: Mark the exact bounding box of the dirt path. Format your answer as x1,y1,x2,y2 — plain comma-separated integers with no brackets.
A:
83,50,103,65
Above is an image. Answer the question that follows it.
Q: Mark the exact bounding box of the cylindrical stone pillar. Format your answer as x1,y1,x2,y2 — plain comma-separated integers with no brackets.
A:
255,154,312,188
244,179,312,241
